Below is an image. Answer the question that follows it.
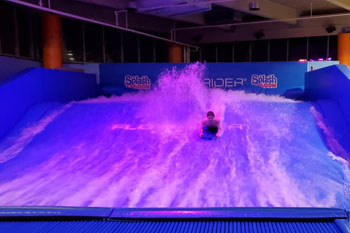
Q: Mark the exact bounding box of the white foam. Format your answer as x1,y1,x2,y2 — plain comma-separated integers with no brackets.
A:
0,63,348,209
0,104,71,163
310,106,349,160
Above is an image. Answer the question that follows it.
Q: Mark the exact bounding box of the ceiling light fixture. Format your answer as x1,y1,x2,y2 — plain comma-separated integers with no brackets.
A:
126,0,137,12
325,25,336,33
254,30,264,39
249,1,260,11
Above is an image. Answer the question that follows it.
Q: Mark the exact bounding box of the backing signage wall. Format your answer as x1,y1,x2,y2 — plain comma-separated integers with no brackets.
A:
99,62,309,96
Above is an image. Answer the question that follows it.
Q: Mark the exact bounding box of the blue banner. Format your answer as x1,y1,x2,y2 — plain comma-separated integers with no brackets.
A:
99,62,308,96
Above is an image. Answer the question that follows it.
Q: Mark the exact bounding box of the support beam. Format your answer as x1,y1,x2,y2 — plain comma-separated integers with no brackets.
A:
338,33,350,67
73,0,130,9
217,0,298,24
173,13,205,25
326,0,350,11
169,44,183,63
176,13,350,44
6,0,198,49
42,13,62,69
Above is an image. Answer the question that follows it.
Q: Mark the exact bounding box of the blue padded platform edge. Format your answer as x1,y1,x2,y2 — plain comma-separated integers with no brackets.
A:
335,219,350,233
0,207,347,220
0,206,112,218
110,207,349,219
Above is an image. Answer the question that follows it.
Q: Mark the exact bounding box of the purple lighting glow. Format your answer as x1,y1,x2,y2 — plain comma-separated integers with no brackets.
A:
0,63,349,209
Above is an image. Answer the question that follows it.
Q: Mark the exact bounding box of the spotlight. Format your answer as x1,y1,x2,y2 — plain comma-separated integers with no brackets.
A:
254,31,264,39
126,7,137,12
126,0,137,12
325,25,336,33
249,1,260,11
342,26,350,33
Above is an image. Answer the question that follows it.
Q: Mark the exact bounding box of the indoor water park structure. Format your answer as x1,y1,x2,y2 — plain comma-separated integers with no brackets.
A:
1,0,350,232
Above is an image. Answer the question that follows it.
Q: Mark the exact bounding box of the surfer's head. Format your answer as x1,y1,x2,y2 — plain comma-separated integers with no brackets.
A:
207,111,215,119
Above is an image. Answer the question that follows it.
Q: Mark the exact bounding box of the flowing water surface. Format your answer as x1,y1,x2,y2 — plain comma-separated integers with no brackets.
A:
0,63,349,209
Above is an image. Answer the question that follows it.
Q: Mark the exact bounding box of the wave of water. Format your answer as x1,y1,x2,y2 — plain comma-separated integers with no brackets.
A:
0,63,349,209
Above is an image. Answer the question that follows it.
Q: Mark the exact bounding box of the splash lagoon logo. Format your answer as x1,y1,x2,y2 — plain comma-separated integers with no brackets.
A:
124,75,151,90
251,74,278,88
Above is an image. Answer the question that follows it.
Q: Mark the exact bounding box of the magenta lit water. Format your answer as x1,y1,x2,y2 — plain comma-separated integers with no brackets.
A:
0,63,349,209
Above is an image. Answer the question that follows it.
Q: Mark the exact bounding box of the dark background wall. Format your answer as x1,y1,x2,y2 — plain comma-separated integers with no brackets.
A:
197,36,337,63
0,1,339,70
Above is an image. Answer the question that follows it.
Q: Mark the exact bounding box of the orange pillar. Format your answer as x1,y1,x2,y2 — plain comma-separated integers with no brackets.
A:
338,33,350,67
169,44,183,63
42,13,62,69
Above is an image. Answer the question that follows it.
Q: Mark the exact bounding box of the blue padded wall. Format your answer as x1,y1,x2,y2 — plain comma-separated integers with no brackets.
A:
0,68,97,139
0,207,349,233
305,65,350,161
100,62,308,97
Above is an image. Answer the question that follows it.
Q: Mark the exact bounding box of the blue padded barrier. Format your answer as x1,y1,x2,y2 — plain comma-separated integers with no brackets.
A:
0,206,112,218
0,206,348,219
305,65,350,161
0,207,349,233
110,207,348,219
100,62,308,96
0,68,97,140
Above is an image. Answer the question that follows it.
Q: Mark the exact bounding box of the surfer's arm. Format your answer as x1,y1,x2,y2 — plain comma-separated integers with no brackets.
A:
215,121,221,138
200,121,206,137
215,128,220,138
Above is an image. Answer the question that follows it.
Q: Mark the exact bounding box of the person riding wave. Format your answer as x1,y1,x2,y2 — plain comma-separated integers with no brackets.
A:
200,111,220,138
